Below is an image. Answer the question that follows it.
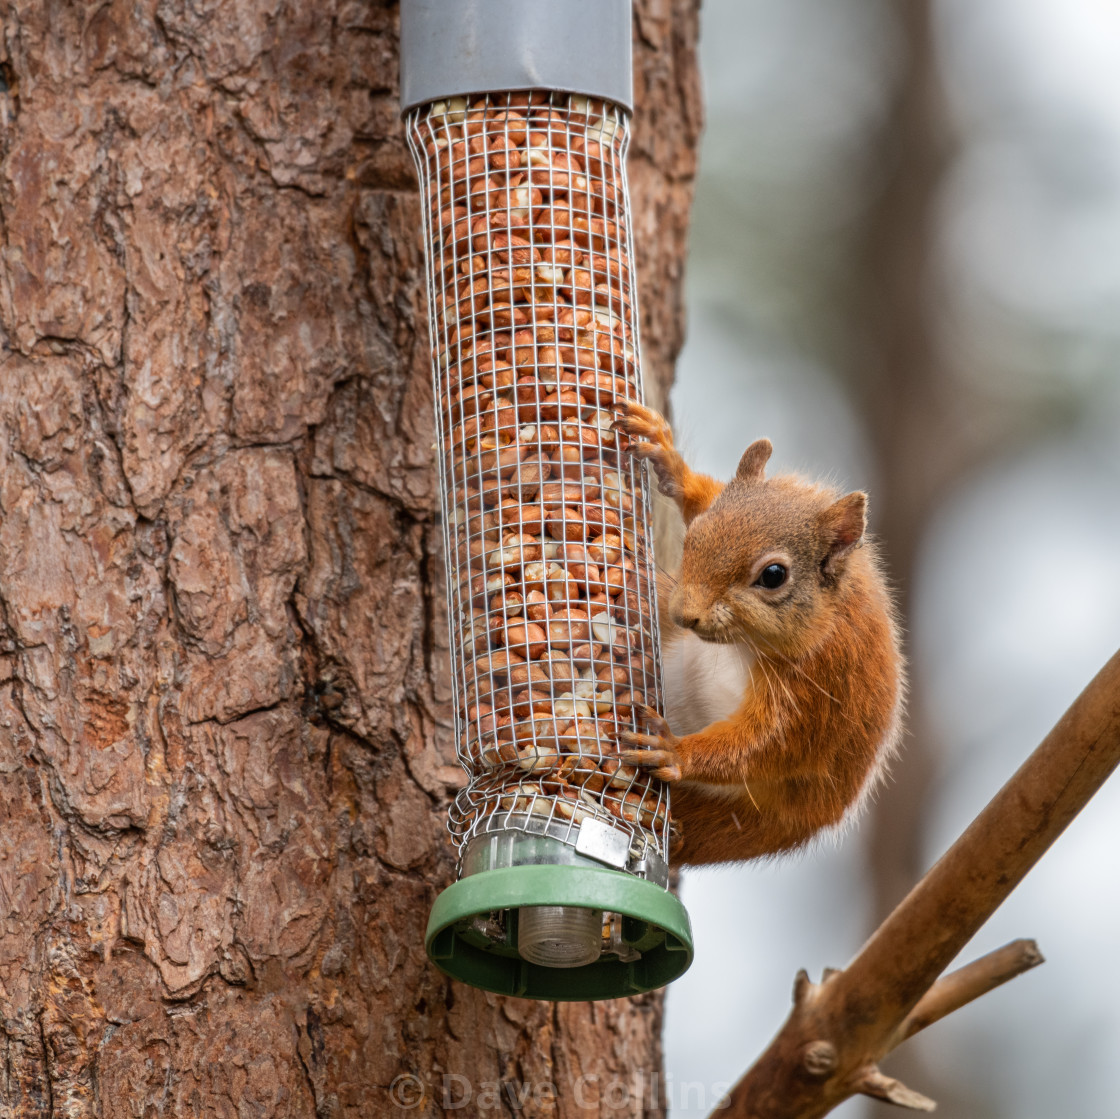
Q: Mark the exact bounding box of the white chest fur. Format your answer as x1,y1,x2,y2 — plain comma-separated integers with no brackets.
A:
662,630,755,736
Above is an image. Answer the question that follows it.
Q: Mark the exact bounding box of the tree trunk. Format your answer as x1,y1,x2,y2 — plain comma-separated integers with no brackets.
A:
0,2,701,1114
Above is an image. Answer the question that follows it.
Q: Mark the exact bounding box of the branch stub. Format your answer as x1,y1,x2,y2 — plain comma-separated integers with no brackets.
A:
800,1040,838,1080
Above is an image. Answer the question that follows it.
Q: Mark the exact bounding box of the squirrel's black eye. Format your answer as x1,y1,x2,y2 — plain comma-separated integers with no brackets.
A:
756,563,788,589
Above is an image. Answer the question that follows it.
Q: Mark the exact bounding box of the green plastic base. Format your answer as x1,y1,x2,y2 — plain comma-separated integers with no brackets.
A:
426,864,693,1001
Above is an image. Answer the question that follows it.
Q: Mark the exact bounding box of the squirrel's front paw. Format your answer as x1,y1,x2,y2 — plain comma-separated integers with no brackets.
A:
611,401,686,499
616,705,684,783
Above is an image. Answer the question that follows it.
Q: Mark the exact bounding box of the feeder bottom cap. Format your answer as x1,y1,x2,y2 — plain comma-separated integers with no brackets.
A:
518,905,603,968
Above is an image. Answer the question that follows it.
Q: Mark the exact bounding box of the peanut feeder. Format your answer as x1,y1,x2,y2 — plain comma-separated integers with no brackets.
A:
402,0,693,1001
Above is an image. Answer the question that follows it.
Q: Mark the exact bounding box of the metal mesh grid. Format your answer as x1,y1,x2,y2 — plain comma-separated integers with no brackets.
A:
405,91,669,874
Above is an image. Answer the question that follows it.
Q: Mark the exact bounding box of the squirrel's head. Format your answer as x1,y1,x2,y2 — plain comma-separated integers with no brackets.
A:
669,439,868,657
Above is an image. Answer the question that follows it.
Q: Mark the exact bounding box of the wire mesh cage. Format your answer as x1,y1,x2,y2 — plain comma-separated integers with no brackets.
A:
406,92,672,888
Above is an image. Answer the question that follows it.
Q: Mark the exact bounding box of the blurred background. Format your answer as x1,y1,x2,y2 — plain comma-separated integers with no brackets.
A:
660,0,1120,1116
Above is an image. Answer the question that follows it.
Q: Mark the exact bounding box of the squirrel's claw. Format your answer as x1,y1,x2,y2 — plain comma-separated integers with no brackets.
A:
620,745,683,783
612,403,671,451
613,402,686,499
616,732,664,751
611,399,665,434
617,706,684,783
629,446,684,499
637,704,674,737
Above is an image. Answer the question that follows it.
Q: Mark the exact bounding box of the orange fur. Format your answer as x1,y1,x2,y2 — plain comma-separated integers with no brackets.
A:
614,402,905,866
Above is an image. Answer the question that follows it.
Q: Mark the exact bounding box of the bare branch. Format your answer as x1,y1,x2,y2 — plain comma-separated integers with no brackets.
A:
854,1068,937,1112
715,647,1120,1118
891,938,1044,1047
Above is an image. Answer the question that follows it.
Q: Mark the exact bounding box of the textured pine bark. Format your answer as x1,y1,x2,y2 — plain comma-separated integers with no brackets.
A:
0,2,701,1114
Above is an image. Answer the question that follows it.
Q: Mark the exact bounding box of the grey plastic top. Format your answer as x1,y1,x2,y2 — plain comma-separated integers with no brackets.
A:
400,0,633,114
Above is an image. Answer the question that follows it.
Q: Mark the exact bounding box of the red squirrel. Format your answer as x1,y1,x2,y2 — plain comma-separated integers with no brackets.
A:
612,401,905,866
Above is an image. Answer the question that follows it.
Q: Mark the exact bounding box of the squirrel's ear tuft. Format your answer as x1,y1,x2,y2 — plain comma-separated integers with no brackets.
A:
736,439,773,483
820,491,867,576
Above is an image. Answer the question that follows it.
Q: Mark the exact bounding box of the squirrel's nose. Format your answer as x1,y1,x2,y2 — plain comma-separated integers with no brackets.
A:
676,611,701,631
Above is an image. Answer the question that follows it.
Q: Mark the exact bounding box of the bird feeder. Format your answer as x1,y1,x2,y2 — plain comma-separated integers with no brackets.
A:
402,0,693,1001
